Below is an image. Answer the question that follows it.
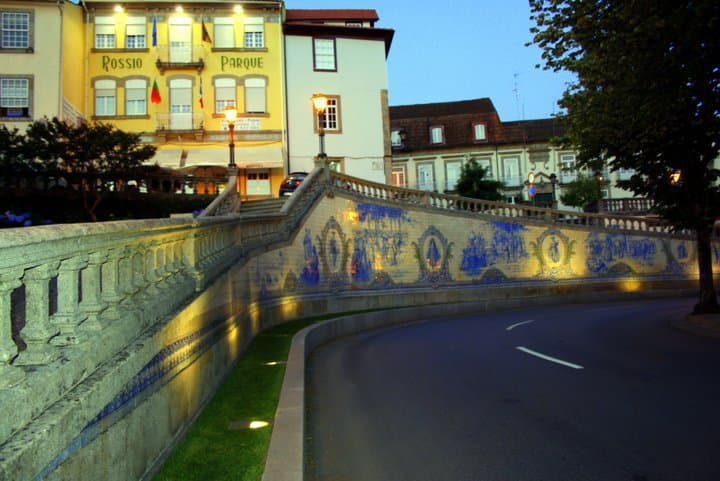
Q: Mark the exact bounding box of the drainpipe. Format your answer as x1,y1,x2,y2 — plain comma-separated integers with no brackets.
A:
57,0,63,119
82,1,90,120
280,0,290,174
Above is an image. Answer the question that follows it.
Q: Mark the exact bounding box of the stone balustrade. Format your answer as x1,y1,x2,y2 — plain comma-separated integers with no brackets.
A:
329,171,691,238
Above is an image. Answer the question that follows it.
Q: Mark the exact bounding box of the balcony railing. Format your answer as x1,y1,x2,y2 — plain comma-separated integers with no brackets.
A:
155,112,206,131
155,45,206,73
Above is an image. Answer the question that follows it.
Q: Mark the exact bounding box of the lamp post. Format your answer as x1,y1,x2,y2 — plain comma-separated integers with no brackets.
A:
224,105,237,168
594,169,604,213
311,94,328,165
549,173,558,209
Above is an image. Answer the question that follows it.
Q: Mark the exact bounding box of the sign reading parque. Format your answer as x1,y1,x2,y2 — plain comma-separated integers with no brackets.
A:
99,55,265,72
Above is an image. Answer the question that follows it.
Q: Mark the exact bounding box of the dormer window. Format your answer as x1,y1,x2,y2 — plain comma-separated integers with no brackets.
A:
429,125,444,145
391,129,405,147
473,122,487,141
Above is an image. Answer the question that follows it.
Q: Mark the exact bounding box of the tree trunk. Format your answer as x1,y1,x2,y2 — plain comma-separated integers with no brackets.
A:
693,225,719,314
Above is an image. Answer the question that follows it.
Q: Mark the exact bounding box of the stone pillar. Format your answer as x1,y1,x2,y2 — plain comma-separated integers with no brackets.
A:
100,248,128,322
15,263,60,366
80,252,108,331
0,272,25,387
51,256,89,345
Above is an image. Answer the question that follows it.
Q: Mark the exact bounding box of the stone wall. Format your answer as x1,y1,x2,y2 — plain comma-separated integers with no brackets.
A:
0,168,714,481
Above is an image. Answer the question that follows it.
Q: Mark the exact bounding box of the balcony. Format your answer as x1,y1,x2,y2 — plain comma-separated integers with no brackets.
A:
155,112,206,140
155,45,206,74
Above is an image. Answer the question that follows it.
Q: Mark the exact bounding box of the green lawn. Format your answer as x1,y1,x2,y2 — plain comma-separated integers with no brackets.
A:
152,316,320,481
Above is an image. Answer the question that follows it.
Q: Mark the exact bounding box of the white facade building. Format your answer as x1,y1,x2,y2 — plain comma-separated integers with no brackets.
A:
284,9,394,183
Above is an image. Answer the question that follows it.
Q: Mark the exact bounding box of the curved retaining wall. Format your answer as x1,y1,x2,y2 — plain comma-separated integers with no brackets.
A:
0,170,715,481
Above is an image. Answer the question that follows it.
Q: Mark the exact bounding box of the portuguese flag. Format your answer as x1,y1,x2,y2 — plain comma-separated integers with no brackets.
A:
151,79,162,104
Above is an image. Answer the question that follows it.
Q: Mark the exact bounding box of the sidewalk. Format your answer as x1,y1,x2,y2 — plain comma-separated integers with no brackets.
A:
673,313,720,339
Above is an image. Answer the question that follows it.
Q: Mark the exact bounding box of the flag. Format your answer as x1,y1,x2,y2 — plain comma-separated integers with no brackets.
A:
151,79,161,104
201,20,212,44
198,80,204,108
151,15,157,47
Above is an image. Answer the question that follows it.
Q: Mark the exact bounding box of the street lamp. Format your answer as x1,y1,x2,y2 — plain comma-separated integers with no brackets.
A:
594,170,604,213
311,93,328,163
224,105,237,167
549,173,557,208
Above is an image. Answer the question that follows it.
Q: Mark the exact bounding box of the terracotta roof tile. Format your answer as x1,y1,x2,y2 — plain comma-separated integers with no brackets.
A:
285,9,379,23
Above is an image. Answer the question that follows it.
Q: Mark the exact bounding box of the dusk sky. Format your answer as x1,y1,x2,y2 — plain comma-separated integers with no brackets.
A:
288,0,576,121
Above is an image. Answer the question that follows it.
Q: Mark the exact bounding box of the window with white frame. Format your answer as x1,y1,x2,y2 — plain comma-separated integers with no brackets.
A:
214,17,234,48
559,153,577,182
94,16,116,49
214,77,236,113
317,96,340,131
125,16,146,49
313,38,336,71
473,122,487,141
446,161,462,191
94,79,116,116
0,76,30,118
391,129,403,147
244,77,266,113
243,17,264,48
125,78,147,115
391,166,407,188
429,125,444,144
477,158,492,179
502,157,521,186
1,10,30,49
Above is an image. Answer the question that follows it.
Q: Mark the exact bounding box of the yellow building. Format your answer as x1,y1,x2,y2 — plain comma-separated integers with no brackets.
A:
0,0,85,127
83,0,285,198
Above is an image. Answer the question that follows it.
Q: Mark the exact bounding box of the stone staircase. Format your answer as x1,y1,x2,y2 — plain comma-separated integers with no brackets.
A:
239,198,287,216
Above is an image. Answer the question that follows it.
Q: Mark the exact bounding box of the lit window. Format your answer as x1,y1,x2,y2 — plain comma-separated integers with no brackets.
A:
473,122,486,141
94,79,116,116
1,11,30,49
429,126,444,144
214,77,236,113
313,38,336,71
244,17,264,48
0,77,30,118
214,17,234,48
317,96,340,131
392,166,407,187
125,78,147,115
95,16,116,48
125,16,146,49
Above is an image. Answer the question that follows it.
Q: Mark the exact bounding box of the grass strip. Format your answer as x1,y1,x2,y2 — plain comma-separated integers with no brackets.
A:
152,316,322,481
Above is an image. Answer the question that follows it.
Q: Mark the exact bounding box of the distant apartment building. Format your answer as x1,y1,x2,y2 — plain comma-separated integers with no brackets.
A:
389,98,634,210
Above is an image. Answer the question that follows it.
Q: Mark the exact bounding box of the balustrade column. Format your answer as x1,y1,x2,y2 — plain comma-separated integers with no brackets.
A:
0,272,25,387
15,263,60,366
100,248,127,322
51,256,89,345
80,252,108,331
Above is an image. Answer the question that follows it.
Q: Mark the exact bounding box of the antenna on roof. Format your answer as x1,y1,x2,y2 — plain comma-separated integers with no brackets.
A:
513,72,524,120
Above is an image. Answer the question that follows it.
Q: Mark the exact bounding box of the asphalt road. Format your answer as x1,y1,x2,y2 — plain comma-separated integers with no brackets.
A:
305,296,720,481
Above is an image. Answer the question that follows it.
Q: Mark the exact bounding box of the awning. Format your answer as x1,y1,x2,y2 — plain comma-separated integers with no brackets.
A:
147,149,183,168
184,146,284,169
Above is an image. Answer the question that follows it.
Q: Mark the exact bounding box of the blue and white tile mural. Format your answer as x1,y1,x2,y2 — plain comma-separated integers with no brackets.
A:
413,226,453,285
300,229,320,287
530,228,576,279
460,222,529,280
586,232,659,275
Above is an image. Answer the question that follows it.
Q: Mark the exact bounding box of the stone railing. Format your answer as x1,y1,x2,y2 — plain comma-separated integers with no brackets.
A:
602,197,654,215
199,167,241,217
328,171,691,237
0,214,244,446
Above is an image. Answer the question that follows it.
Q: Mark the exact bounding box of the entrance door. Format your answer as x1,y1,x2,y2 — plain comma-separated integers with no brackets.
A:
169,79,192,130
417,163,434,191
247,170,270,196
169,17,192,63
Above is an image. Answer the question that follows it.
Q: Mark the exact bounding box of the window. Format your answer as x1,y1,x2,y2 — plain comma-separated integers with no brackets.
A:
125,16,146,49
392,166,407,188
214,17,234,48
345,22,363,27
94,79,116,116
313,38,336,71
214,77,236,113
125,79,147,115
316,96,340,131
559,153,577,183
95,16,116,49
473,122,487,141
429,125,444,144
245,78,266,113
0,77,30,118
244,17,264,48
446,161,462,191
477,158,493,179
390,130,403,147
1,11,30,49
618,167,635,181
502,157,521,186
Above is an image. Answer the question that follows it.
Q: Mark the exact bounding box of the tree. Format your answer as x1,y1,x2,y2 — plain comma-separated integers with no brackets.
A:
560,174,603,212
530,0,720,314
455,158,505,201
0,125,34,176
23,118,157,221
